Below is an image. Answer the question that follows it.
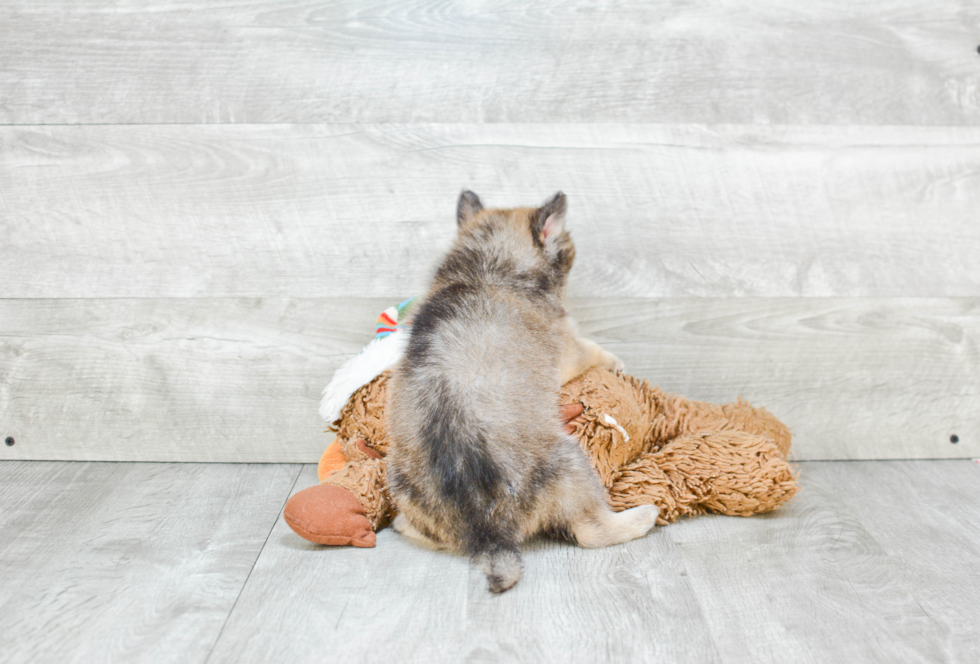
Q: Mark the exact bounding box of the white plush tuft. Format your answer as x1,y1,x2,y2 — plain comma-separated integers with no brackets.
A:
318,329,409,423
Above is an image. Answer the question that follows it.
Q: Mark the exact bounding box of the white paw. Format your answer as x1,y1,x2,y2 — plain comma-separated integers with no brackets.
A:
624,504,659,538
392,514,445,551
605,352,625,373
392,514,409,534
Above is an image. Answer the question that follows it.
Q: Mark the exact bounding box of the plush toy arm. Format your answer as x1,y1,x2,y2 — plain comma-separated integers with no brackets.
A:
317,439,347,481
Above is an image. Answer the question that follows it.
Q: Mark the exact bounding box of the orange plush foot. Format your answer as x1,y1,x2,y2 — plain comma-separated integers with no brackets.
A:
283,483,377,548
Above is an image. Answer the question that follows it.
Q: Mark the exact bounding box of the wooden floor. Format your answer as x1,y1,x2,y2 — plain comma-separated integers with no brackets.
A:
2,459,978,663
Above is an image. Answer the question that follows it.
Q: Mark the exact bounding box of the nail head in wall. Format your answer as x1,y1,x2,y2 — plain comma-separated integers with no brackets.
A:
950,434,960,444
4,437,13,447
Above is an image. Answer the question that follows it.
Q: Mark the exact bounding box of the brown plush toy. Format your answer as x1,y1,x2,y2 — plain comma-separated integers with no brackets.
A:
283,367,799,547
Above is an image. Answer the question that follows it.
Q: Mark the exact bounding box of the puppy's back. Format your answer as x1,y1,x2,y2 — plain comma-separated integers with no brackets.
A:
388,193,574,591
388,191,661,593
390,292,552,590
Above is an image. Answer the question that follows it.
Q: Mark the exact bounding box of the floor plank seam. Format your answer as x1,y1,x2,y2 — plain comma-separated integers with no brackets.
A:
202,463,305,664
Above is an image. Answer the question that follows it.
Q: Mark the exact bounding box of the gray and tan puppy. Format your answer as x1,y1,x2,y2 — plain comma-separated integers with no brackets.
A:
387,191,659,593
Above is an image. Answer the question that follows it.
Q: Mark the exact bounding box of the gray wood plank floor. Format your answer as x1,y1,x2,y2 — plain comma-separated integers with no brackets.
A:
2,459,978,663
0,461,301,664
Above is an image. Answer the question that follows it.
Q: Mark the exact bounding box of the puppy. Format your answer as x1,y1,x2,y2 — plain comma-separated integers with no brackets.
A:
387,191,659,593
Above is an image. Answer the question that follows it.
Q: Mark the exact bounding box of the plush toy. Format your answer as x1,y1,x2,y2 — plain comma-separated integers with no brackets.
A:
284,307,799,547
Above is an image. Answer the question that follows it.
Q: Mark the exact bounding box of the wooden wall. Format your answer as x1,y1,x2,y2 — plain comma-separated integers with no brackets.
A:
2,1,978,461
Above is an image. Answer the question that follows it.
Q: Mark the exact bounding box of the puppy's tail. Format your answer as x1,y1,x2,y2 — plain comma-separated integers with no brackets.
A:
474,543,523,593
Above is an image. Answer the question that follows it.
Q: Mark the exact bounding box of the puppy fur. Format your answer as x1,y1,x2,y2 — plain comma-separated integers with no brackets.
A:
387,191,659,593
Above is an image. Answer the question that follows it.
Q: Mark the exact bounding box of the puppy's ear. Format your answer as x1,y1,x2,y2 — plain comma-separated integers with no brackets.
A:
532,191,567,245
457,190,484,227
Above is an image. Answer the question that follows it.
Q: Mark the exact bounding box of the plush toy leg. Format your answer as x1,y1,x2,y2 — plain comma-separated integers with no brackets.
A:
284,458,390,547
284,484,377,547
607,431,799,524
321,456,392,530
606,451,696,525
718,400,793,457
646,390,793,457
285,436,392,547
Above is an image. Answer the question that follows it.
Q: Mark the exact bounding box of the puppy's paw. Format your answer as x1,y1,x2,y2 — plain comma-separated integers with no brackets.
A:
392,514,410,534
602,350,625,373
392,514,444,550
622,504,660,538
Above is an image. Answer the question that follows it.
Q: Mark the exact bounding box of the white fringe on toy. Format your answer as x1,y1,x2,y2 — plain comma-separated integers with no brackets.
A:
318,329,409,423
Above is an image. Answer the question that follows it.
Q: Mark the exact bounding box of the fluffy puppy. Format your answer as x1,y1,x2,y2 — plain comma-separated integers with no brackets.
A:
387,191,659,592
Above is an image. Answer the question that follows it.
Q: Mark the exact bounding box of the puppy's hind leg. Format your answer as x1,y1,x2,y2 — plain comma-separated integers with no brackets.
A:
392,514,445,551
571,504,660,549
548,440,659,548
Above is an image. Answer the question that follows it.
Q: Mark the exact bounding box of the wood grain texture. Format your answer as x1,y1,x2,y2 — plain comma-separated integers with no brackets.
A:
1,1,978,125
206,461,980,663
206,464,473,663
666,461,974,664
3,123,980,299
831,460,980,662
589,297,980,461
207,464,721,664
0,461,975,662
1,297,976,462
0,460,301,664
0,298,381,463
456,532,720,663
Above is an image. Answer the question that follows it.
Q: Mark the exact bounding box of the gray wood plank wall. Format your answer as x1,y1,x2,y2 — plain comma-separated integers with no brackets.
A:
1,0,977,463
2,2,978,125
3,124,979,299
2,297,975,461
